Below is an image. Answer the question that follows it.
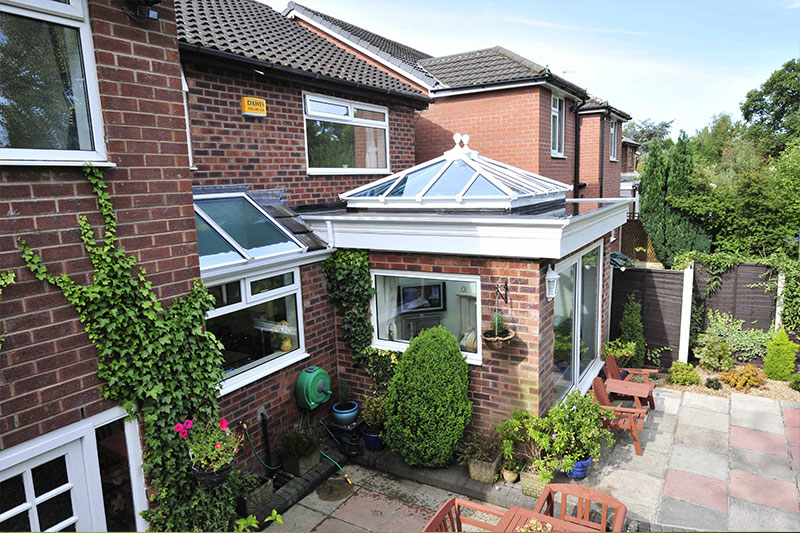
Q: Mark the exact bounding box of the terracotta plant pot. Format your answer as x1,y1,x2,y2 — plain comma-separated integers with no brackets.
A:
502,468,519,483
520,470,547,498
467,453,502,484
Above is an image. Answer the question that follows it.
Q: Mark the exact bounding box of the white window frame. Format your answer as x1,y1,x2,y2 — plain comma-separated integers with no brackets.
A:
550,94,565,158
207,265,309,396
610,120,618,161
0,0,108,165
369,269,482,365
180,67,196,170
302,91,391,176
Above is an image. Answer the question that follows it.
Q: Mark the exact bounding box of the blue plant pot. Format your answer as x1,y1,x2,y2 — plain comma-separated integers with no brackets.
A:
564,456,593,479
360,427,384,451
332,401,359,425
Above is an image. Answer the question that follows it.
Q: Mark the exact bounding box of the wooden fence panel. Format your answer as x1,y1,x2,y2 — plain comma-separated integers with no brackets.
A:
695,263,776,331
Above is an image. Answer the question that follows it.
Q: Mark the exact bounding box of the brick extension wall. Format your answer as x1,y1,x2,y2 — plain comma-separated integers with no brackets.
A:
0,0,196,450
578,114,622,199
184,63,417,205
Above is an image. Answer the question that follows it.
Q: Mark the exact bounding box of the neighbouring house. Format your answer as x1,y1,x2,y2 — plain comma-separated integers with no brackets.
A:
620,135,641,215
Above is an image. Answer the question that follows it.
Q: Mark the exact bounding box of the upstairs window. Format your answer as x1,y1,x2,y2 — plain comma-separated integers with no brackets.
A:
551,95,565,157
303,92,389,175
0,0,106,164
610,121,618,161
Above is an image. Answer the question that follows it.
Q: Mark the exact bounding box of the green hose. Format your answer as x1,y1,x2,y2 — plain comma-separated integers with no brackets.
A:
242,423,282,470
320,450,352,485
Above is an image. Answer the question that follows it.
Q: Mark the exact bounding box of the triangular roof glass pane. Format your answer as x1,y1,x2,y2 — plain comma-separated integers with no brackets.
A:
424,159,476,197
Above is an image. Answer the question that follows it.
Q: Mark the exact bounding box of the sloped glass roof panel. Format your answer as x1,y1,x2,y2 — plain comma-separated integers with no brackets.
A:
424,159,477,197
195,198,301,258
351,180,394,197
463,176,505,197
387,160,446,197
195,214,245,268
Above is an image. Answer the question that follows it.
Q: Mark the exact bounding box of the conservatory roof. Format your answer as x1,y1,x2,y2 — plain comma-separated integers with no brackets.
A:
340,134,572,211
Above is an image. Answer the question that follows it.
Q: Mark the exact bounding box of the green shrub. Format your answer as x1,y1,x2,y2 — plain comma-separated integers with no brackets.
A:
705,309,774,362
722,364,766,392
668,361,700,385
456,432,500,464
763,329,799,381
601,339,637,367
384,327,471,467
695,334,734,371
790,374,800,392
355,347,403,394
276,428,322,459
705,378,722,390
619,294,646,368
361,395,387,432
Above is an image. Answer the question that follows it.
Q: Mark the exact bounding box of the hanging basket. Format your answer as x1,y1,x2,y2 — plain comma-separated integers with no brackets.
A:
191,461,234,487
481,328,516,345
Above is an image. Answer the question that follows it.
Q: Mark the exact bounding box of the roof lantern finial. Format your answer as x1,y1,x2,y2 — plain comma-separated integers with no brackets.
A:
452,133,471,150
462,134,470,148
452,132,462,147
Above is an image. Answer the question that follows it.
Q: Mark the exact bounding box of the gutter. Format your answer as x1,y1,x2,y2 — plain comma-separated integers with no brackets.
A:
178,42,430,110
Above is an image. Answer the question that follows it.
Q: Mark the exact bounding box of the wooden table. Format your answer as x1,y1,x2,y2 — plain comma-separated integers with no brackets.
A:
603,378,655,409
493,507,596,532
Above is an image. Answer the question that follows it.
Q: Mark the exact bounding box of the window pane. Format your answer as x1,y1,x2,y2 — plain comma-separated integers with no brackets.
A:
207,294,299,377
0,474,25,513
354,107,385,121
306,119,387,169
551,114,558,151
579,249,599,378
553,264,576,400
387,160,446,197
463,176,504,197
32,456,68,496
0,510,29,532
95,420,136,533
208,281,242,309
37,491,73,531
351,179,395,197
424,160,476,197
306,97,348,116
375,275,477,353
251,272,294,296
195,198,300,259
195,215,245,269
0,12,93,151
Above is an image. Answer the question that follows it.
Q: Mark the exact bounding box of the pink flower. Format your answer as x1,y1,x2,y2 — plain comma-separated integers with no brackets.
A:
184,419,193,429
219,418,228,431
215,443,221,449
174,423,184,433
180,429,188,439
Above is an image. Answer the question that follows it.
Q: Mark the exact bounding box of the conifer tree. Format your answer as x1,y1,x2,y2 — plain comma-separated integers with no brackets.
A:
639,141,670,264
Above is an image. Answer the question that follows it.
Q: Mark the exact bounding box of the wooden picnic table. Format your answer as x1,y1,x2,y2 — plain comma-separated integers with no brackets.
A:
493,507,596,532
603,378,655,409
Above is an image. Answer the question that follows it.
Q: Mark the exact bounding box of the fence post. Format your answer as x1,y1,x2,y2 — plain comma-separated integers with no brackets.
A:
678,262,694,363
775,272,785,331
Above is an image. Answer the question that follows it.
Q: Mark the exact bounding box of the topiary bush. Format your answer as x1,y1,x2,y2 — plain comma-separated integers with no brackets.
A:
668,361,700,385
384,326,471,467
763,329,799,381
695,334,734,372
619,294,646,368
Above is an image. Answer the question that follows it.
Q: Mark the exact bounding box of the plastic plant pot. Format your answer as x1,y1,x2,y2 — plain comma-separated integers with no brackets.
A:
360,426,384,451
332,401,359,425
564,456,593,479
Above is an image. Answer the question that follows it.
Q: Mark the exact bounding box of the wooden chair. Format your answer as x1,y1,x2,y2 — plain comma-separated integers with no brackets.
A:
592,377,648,456
422,497,505,532
603,355,657,409
534,483,627,532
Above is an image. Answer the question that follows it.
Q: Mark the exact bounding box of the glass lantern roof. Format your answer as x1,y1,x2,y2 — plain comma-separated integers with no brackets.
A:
342,134,572,210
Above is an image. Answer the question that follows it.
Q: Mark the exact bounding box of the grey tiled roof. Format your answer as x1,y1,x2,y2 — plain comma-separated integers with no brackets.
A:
580,97,631,120
285,2,437,87
175,0,426,102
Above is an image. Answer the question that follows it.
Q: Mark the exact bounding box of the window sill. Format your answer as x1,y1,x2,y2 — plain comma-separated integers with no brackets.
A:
218,350,310,396
371,340,481,366
307,168,392,176
0,159,116,167
550,154,567,159
610,158,618,162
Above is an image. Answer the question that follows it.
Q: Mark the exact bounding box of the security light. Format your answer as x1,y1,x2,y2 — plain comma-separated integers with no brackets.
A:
545,264,559,302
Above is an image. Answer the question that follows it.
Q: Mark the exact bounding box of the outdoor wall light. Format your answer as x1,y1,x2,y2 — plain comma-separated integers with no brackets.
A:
545,264,559,302
124,0,163,22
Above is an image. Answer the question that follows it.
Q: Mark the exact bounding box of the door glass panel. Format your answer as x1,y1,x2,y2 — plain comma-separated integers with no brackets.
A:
553,263,576,400
95,420,136,532
579,249,600,378
0,510,29,531
0,474,25,513
32,456,68,496
36,491,73,530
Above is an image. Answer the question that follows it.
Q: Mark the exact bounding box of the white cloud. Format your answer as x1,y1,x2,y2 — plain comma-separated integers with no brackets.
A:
501,16,649,37
783,0,800,8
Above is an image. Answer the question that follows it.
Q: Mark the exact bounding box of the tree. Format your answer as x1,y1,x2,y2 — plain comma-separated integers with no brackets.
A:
639,141,670,264
741,58,800,157
622,118,674,161
691,113,744,166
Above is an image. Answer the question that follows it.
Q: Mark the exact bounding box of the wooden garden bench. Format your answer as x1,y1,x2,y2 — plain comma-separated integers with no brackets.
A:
422,497,506,531
534,483,628,532
592,377,648,456
603,354,657,409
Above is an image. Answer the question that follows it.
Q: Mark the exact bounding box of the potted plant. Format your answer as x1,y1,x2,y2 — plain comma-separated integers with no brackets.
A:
273,320,293,351
544,390,615,480
456,432,502,484
360,395,386,451
501,457,524,483
276,427,322,477
175,417,243,487
332,381,359,425
482,310,516,343
496,411,557,497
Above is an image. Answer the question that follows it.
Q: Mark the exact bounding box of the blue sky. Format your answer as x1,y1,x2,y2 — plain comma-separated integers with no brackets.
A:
261,0,800,137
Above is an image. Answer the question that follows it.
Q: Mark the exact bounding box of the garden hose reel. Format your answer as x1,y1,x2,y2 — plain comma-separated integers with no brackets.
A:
295,366,332,410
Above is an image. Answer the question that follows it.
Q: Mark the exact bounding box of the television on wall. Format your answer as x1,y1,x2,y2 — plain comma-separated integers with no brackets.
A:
398,282,446,313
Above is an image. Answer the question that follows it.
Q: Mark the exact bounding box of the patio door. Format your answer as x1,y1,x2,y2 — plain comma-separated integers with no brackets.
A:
551,242,602,402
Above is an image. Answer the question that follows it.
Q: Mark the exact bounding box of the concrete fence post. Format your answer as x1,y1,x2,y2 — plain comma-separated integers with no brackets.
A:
678,262,694,363
775,272,785,331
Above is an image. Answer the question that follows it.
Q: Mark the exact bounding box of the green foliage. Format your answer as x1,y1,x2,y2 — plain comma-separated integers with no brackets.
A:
704,309,774,362
0,271,15,351
354,347,403,395
338,380,352,404
639,141,670,264
791,374,800,392
276,428,322,459
543,391,614,474
741,58,800,157
622,118,674,160
503,457,525,473
705,378,722,390
619,294,646,368
668,361,700,385
322,250,374,354
722,364,766,392
495,411,558,483
384,327,471,467
691,113,744,166
763,329,798,381
181,418,244,472
456,432,500,464
361,394,387,432
601,339,637,368
647,345,672,367
233,510,282,533
17,166,241,531
695,335,734,372
491,311,505,335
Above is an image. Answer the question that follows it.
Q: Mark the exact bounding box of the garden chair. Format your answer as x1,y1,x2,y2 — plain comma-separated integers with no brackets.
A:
534,483,627,532
591,377,648,456
603,354,656,409
423,497,505,532
604,354,658,383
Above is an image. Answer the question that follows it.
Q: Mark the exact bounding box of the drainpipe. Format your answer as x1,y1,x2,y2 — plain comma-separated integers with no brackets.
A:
572,97,588,216
599,110,607,198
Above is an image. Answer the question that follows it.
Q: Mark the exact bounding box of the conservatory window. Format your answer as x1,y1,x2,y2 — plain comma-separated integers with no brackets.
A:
0,0,107,164
371,271,481,364
551,95,565,157
303,92,389,174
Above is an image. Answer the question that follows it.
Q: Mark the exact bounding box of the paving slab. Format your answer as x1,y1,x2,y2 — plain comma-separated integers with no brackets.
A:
668,444,728,480
673,424,728,454
613,427,674,455
657,496,728,531
594,439,669,479
653,389,682,415
730,469,800,512
730,392,781,415
731,409,785,434
406,483,458,511
731,446,795,482
782,399,800,409
663,469,728,511
729,498,800,532
339,464,377,486
789,426,800,447
784,408,800,428
591,470,662,523
313,517,367,532
677,406,730,433
298,478,357,514
681,391,729,413
362,471,422,501
330,489,403,531
643,412,678,433
378,501,433,531
731,426,788,455
269,504,327,532
792,447,800,471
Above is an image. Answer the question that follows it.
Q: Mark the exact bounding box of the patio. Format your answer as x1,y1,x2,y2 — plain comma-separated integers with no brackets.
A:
268,389,800,532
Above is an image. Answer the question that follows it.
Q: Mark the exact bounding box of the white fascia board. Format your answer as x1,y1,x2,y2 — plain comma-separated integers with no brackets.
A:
200,249,333,286
431,80,545,99
559,201,630,257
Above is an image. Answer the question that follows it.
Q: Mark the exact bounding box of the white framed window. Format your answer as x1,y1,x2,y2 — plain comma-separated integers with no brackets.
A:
206,266,308,395
610,120,618,161
180,68,195,170
551,95,565,157
303,92,390,175
0,0,108,165
370,269,481,365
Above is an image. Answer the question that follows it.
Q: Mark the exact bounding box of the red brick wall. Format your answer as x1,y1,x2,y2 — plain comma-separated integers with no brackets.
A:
579,114,621,200
0,0,196,449
184,63,417,204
